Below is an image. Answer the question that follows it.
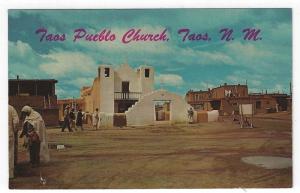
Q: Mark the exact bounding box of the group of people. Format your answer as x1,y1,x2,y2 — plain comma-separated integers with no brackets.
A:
61,105,85,132
9,105,50,179
62,106,101,132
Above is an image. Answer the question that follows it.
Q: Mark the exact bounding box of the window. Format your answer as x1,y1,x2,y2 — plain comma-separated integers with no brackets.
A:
145,68,150,78
104,68,110,77
256,101,261,109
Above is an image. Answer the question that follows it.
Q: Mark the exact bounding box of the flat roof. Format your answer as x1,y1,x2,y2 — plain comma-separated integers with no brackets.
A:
9,79,58,83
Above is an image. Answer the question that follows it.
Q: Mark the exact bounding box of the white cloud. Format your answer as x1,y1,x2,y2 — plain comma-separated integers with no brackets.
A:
56,86,79,99
250,80,261,87
9,40,50,78
226,70,264,85
66,77,94,88
225,74,261,86
226,42,272,58
180,48,234,65
188,81,218,92
273,84,284,93
226,75,239,83
9,41,32,57
39,51,96,77
155,74,184,86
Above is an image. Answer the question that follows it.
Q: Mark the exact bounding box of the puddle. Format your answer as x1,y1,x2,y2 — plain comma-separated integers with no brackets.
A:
241,156,292,169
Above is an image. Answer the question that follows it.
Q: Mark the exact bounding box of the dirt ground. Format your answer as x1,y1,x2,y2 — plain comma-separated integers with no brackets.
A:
9,112,292,189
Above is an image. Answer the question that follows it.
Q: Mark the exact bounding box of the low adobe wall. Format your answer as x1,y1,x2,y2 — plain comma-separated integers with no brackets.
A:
196,110,219,122
125,90,195,126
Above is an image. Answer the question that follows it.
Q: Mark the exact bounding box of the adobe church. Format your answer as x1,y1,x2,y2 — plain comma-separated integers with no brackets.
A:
78,63,194,126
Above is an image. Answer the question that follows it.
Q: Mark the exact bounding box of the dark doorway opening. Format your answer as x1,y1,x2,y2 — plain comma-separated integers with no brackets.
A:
114,100,137,113
276,97,288,111
121,81,129,99
154,100,170,121
210,100,221,110
256,101,261,109
122,81,129,92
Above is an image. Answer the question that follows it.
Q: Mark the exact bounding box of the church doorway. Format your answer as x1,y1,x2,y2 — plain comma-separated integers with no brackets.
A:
154,100,171,122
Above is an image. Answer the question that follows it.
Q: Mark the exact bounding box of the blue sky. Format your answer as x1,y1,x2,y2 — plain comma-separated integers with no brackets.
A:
8,9,292,99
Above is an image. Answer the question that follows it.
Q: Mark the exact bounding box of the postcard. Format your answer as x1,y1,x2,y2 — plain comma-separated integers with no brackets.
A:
8,9,292,189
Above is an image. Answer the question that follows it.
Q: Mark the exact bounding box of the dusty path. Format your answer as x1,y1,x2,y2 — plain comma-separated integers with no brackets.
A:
10,112,292,189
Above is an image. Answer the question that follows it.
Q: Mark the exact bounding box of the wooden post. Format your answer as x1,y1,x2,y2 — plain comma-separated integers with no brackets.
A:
43,96,46,109
251,103,254,128
48,95,51,108
35,82,38,96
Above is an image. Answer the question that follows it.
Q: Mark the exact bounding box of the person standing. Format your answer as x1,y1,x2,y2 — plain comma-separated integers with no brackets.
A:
21,105,50,163
62,105,73,132
69,108,76,131
76,109,84,131
187,107,194,123
9,105,19,179
92,108,100,130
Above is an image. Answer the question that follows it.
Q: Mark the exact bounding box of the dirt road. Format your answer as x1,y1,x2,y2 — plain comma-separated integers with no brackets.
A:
10,112,292,189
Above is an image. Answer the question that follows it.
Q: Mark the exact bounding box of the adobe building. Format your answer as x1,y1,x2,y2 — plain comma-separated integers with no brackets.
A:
9,77,59,126
249,93,289,113
80,63,154,114
77,63,194,126
186,83,290,115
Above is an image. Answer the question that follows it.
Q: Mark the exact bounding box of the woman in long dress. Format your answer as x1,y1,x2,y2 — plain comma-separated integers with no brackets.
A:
21,105,50,163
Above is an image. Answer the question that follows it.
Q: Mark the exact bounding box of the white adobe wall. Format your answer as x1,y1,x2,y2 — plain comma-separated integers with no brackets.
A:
99,112,113,128
114,64,141,92
96,64,155,114
139,66,154,96
98,65,115,113
125,89,193,126
114,64,154,95
207,110,219,122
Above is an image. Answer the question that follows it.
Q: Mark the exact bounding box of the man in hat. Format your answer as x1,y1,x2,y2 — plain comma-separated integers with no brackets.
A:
76,109,84,131
62,105,73,132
